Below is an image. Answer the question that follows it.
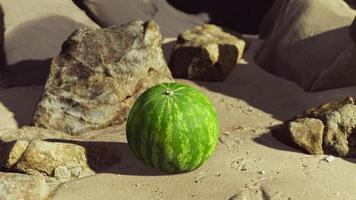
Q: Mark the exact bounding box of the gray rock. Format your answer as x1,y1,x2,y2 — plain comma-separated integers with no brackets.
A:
0,172,50,200
1,0,99,87
33,20,173,135
256,0,356,91
0,127,121,180
283,97,356,157
169,24,245,81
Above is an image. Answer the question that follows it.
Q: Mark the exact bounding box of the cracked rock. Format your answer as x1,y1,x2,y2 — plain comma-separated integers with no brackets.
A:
33,20,173,135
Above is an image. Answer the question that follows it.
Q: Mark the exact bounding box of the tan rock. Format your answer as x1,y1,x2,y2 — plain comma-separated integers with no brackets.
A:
288,118,324,155
169,24,245,81
281,97,356,157
0,172,50,200
16,140,94,178
33,20,173,135
0,127,121,180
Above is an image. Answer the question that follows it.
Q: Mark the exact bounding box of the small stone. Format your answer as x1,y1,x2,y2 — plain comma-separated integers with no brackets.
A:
288,117,324,155
54,166,71,178
169,24,245,81
258,171,266,175
15,140,94,177
0,102,17,130
323,155,336,163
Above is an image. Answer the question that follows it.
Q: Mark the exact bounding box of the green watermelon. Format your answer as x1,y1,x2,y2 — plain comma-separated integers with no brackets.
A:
126,82,220,173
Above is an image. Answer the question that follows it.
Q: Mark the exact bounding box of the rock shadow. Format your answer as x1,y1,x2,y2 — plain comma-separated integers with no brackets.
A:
2,15,89,87
167,0,274,34
45,139,167,176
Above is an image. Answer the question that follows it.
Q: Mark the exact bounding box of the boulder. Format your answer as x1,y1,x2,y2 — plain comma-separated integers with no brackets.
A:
0,127,121,180
33,20,173,135
0,102,17,131
0,172,50,200
169,24,246,81
73,0,207,37
1,0,98,87
255,0,356,91
279,97,356,157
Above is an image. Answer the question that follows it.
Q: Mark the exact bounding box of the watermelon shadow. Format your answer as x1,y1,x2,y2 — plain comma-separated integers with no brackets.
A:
45,139,167,176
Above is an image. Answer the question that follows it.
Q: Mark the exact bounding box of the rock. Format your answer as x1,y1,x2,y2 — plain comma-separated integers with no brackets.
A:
1,0,98,87
0,127,121,180
73,0,207,37
280,97,356,157
0,102,17,130
15,140,94,178
169,24,246,81
255,0,356,91
288,118,324,155
0,172,50,200
33,20,173,135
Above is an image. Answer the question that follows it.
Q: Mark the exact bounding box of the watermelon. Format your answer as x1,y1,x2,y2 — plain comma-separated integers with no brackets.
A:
126,82,220,173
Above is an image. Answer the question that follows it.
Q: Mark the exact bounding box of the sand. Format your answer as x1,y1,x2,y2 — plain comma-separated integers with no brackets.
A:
1,38,356,200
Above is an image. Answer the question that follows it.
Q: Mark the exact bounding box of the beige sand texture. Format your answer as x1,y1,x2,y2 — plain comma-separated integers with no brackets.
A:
39,38,355,200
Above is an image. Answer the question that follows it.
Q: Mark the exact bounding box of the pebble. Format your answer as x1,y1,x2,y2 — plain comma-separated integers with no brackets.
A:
323,155,336,163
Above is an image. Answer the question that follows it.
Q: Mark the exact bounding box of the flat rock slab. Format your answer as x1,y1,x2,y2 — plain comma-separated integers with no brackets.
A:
33,20,173,135
0,172,50,200
276,97,356,157
169,24,245,81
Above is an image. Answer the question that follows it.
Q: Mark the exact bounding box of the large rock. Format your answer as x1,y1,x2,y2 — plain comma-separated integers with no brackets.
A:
0,172,50,200
1,0,98,87
279,97,356,157
255,0,356,91
33,20,173,135
0,127,121,180
169,24,246,81
73,0,207,37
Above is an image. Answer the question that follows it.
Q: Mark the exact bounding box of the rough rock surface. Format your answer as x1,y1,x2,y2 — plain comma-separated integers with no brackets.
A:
0,102,17,130
280,97,356,157
0,127,121,180
33,20,173,135
0,172,50,200
255,0,356,91
169,24,245,81
1,0,99,87
73,0,207,37
288,118,324,155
